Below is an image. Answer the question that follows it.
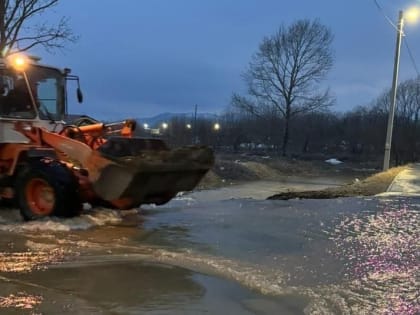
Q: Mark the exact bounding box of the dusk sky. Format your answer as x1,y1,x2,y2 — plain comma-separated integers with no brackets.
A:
33,0,420,120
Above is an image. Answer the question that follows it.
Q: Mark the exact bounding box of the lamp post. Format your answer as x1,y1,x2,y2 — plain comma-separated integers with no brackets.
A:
383,10,403,171
383,7,420,170
191,104,198,144
213,123,221,150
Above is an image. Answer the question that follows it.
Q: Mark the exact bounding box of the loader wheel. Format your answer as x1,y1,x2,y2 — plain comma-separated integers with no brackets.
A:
16,160,82,220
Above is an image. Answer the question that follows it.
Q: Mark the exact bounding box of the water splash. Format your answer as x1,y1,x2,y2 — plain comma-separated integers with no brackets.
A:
0,208,125,233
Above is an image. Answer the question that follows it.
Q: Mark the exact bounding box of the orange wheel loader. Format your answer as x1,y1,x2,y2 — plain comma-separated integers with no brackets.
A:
0,54,214,220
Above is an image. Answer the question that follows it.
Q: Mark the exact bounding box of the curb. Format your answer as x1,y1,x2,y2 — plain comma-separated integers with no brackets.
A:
386,170,402,192
383,163,420,195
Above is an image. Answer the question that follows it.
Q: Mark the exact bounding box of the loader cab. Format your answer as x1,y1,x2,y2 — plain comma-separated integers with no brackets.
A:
0,56,67,143
0,61,66,121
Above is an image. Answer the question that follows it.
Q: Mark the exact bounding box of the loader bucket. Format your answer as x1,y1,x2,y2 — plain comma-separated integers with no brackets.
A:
91,137,214,209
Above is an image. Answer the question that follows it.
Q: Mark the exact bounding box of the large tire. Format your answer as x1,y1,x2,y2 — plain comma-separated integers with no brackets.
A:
16,160,82,220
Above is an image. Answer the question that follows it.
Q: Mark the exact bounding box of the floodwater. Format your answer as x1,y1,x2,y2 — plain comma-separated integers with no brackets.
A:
0,179,418,314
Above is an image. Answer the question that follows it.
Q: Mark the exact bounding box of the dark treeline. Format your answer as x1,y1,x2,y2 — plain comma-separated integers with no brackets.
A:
162,77,420,168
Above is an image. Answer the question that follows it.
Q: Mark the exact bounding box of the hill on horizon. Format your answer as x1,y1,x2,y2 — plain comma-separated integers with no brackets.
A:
136,112,219,127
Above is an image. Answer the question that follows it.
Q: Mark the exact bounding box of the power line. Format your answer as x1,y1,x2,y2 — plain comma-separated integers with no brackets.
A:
373,0,399,31
404,38,420,77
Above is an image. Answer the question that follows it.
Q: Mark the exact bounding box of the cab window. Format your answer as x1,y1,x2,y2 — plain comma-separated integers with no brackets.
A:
0,70,36,119
27,66,64,121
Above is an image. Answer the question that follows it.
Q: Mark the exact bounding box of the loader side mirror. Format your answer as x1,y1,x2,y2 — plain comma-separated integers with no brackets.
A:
66,74,84,103
77,87,83,103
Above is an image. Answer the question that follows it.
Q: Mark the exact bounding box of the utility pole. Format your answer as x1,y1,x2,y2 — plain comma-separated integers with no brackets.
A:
193,104,198,144
383,10,404,171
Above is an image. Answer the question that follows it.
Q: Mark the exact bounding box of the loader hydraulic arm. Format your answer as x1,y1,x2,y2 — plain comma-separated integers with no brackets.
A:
60,119,136,149
14,122,114,183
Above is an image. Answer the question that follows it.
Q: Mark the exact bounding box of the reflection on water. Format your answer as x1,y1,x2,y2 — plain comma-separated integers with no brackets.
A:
0,249,67,273
0,292,42,312
330,198,419,314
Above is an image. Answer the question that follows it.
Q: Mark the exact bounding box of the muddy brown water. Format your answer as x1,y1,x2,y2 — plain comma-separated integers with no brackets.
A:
0,178,418,314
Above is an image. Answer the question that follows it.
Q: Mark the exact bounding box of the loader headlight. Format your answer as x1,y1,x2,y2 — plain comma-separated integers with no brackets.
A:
8,54,28,71
14,56,25,67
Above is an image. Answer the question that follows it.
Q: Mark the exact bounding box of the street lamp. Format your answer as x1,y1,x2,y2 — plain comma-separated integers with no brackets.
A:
213,123,220,131
405,6,420,24
383,7,419,171
186,123,192,129
161,122,168,130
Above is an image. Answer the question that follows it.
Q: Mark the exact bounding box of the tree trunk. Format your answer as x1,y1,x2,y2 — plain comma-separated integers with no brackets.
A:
302,135,309,153
281,106,291,156
0,0,5,54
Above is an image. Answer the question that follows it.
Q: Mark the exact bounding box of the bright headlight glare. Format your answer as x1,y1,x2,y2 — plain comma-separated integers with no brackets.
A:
7,54,28,70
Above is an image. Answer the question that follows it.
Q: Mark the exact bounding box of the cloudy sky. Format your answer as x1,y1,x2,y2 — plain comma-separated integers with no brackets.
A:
32,0,420,120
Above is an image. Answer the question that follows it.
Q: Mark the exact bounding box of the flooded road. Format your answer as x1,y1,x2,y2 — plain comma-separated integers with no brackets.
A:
0,180,418,314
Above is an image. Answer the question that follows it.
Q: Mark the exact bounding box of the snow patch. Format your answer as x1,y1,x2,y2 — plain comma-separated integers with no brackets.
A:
325,158,343,165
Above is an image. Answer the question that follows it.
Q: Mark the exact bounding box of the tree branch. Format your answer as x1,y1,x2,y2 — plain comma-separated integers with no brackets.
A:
1,0,76,55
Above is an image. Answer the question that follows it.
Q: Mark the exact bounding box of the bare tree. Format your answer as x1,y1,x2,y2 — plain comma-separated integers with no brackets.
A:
232,19,334,156
0,0,77,56
371,77,420,163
